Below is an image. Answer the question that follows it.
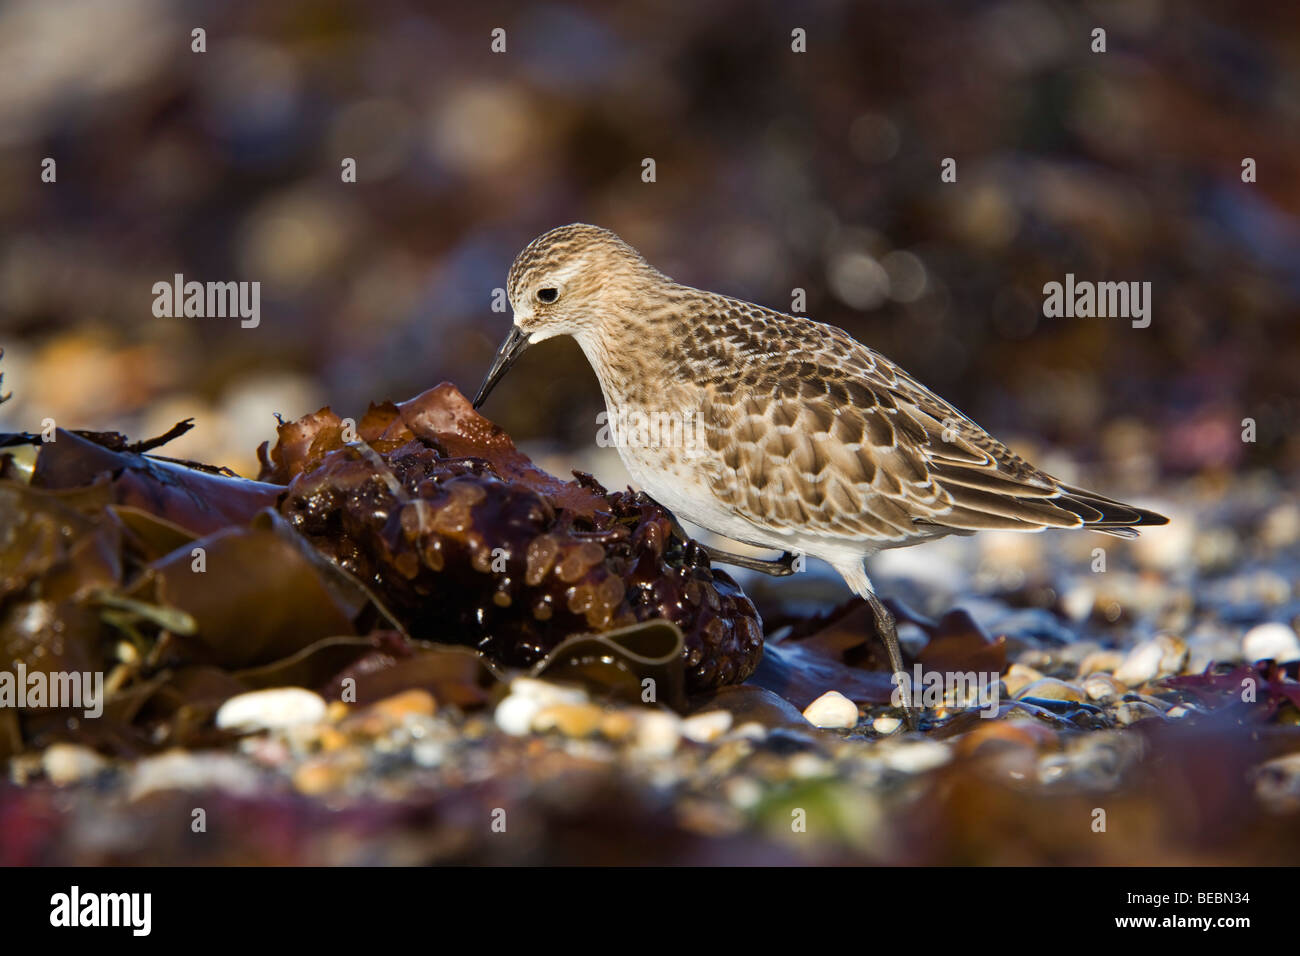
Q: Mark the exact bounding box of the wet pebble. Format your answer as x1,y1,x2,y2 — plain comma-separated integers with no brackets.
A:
216,688,328,733
872,716,902,735
42,743,109,785
1083,672,1125,703
1001,663,1045,697
802,690,859,729
1014,677,1085,702
495,678,589,735
682,710,733,743
1115,700,1165,726
880,739,953,774
532,703,604,738
129,750,262,800
1078,650,1125,676
1241,622,1300,664
1114,634,1187,686
634,710,683,757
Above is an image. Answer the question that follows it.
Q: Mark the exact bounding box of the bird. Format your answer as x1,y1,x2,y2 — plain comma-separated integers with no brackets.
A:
473,223,1168,726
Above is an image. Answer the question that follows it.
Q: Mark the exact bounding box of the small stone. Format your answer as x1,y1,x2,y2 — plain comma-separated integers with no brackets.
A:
129,750,261,800
42,743,108,785
1083,672,1124,703
1078,650,1125,676
1001,663,1045,697
532,703,604,738
325,701,350,722
872,716,902,735
215,688,328,733
1014,677,1085,702
412,739,446,767
728,721,768,741
724,776,763,809
1242,622,1300,664
369,689,437,721
1114,635,1187,686
508,677,588,706
494,693,542,736
880,739,953,774
599,711,636,741
342,689,438,737
1116,700,1164,726
682,710,733,743
634,710,683,756
292,757,349,796
802,690,860,729
1061,586,1096,623
788,752,832,778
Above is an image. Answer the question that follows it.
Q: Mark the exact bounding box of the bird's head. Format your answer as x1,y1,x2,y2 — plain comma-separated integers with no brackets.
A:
473,223,661,407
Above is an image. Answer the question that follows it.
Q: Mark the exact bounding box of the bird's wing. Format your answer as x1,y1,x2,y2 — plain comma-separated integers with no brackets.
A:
693,303,1164,541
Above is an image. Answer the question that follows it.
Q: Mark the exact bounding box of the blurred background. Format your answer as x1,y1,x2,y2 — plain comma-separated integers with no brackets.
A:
0,0,1297,493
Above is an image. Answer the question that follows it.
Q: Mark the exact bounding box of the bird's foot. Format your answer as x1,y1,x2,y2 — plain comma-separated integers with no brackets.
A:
864,590,919,731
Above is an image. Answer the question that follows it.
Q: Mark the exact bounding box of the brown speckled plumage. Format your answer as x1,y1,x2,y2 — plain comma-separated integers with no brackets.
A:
476,224,1168,708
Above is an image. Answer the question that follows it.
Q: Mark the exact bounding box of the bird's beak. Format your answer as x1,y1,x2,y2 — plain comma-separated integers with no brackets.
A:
472,324,531,408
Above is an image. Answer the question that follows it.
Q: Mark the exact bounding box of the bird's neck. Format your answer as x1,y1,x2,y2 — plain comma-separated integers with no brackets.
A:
574,306,683,413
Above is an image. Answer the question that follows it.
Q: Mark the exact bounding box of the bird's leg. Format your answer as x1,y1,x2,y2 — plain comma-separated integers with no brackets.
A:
699,545,799,577
864,590,919,731
638,491,798,576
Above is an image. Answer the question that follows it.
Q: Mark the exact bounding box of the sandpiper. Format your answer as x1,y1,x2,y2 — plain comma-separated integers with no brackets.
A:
474,224,1168,725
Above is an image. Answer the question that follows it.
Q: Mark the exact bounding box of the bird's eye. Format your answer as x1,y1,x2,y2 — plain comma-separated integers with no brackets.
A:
537,288,559,304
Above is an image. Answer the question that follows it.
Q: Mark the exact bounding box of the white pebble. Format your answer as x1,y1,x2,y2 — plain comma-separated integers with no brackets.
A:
872,716,902,735
802,690,860,729
507,677,588,705
42,743,108,785
634,710,683,757
215,688,327,733
494,694,542,736
129,750,262,800
681,710,733,743
1242,622,1300,664
881,740,953,774
1114,634,1187,686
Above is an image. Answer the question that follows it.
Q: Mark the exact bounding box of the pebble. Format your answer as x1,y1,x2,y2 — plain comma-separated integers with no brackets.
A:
1061,586,1096,623
599,711,636,741
215,688,328,733
42,743,109,785
1078,650,1125,676
634,710,683,757
292,757,350,796
342,690,437,737
494,693,542,736
532,703,604,738
128,750,262,800
1241,622,1300,664
508,677,588,706
1082,672,1124,703
1115,700,1164,726
1114,635,1187,686
788,752,832,778
872,716,902,735
682,710,733,743
1014,677,1085,702
1001,663,1045,697
802,690,860,729
880,739,953,774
